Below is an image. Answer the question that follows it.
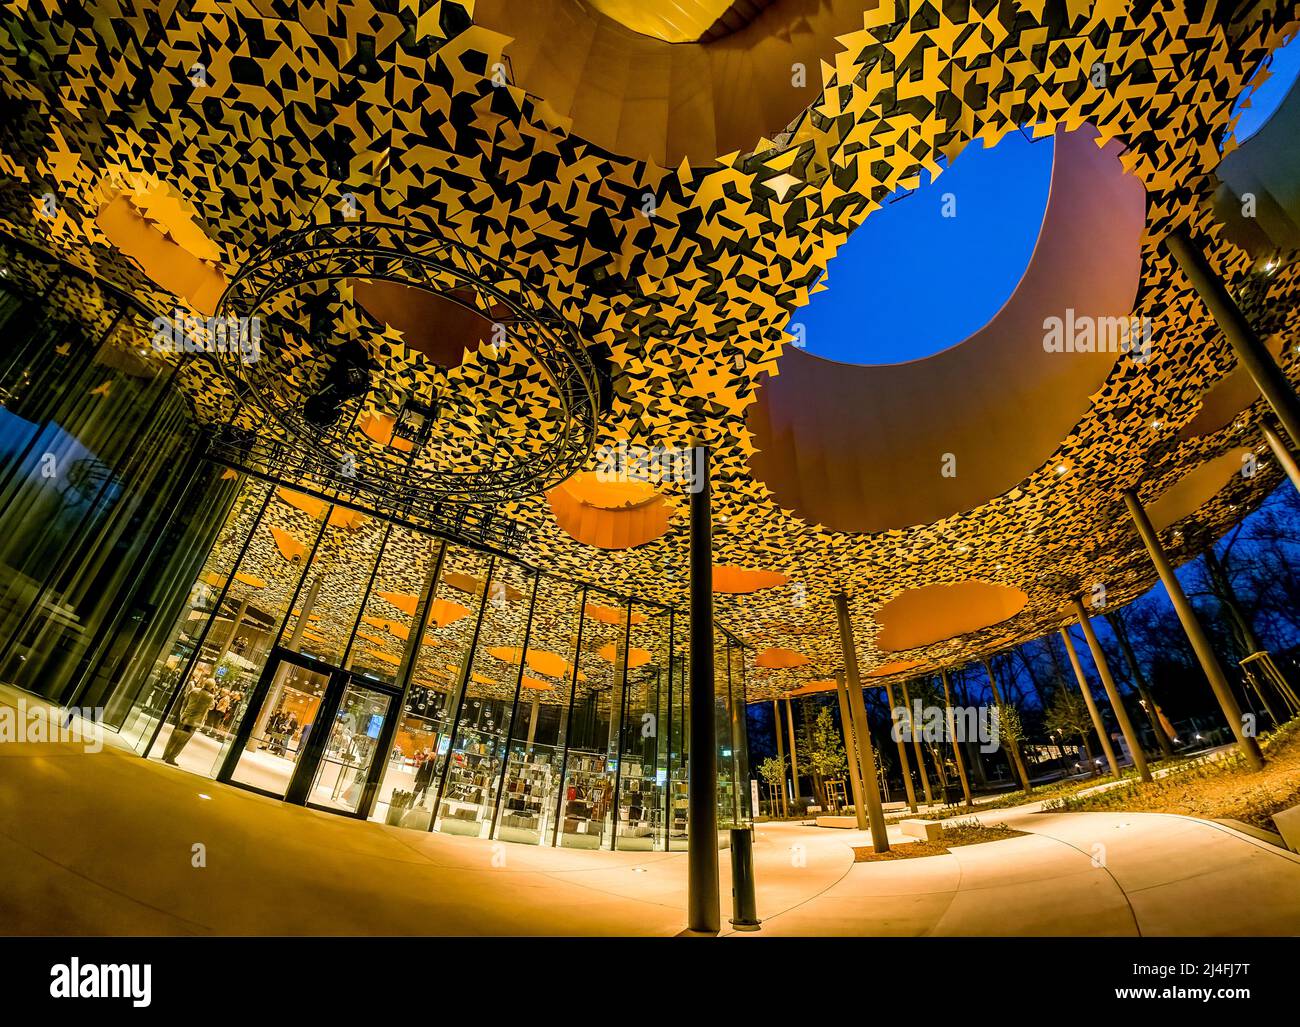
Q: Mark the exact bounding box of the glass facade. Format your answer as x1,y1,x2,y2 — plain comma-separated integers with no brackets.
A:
0,266,751,851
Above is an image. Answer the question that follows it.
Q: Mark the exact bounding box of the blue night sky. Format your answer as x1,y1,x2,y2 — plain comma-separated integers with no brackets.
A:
1230,30,1300,144
788,30,1300,368
788,130,1054,365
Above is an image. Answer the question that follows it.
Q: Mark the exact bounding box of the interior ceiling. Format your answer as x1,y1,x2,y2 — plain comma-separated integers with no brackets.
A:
2,1,1299,701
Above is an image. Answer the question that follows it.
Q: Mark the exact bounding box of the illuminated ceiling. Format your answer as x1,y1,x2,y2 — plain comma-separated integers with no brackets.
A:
1,1,1299,701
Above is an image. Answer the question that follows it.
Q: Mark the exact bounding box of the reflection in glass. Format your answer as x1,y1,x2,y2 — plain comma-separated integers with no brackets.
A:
113,478,272,749
385,543,490,829
610,605,670,850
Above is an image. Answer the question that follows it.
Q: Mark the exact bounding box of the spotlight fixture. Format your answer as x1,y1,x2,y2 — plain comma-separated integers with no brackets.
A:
302,338,375,430
393,394,440,450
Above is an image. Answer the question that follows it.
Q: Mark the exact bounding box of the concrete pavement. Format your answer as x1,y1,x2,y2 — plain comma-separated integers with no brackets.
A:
1,689,1297,936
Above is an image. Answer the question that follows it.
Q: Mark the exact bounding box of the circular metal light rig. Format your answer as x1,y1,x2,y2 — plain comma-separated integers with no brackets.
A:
213,222,601,506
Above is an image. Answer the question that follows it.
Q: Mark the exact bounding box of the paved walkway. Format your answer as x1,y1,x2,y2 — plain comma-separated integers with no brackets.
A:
1,690,1297,935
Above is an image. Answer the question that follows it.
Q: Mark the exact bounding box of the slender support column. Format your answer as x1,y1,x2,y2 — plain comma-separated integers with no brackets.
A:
941,669,973,806
833,593,889,852
902,680,934,806
1261,422,1300,494
983,658,1032,792
286,573,324,650
687,444,719,933
525,698,540,755
772,699,787,816
1106,610,1175,758
1071,598,1152,782
1060,628,1120,777
884,681,918,812
834,671,867,829
1167,229,1300,444
213,599,249,665
1123,489,1265,768
785,697,802,800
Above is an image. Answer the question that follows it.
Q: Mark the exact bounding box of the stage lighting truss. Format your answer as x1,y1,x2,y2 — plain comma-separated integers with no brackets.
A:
203,423,529,555
214,222,601,507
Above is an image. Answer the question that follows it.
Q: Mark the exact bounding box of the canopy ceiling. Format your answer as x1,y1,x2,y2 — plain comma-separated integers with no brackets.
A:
1,0,1298,700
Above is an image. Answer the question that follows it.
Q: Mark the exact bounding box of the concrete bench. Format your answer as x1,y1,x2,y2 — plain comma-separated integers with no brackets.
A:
1273,803,1300,853
814,815,858,829
900,819,944,843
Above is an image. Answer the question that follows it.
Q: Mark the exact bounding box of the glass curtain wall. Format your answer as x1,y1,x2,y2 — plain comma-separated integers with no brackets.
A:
393,542,491,829
666,643,690,850
144,485,330,775
555,598,622,849
0,270,753,849
610,606,671,850
492,573,583,845
110,479,273,747
351,525,445,820
0,278,240,732
432,558,535,837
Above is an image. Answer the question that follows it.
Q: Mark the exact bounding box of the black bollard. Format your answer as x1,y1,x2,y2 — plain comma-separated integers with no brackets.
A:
728,827,761,931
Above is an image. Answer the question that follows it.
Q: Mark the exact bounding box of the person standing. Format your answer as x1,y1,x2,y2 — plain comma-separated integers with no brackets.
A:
161,677,217,766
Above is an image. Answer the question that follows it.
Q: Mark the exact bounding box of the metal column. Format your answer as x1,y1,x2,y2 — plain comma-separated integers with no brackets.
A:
940,669,973,806
1261,422,1300,494
833,593,889,852
687,444,720,932
1123,488,1264,769
1060,627,1120,777
1166,229,1300,447
834,671,867,828
1071,596,1152,782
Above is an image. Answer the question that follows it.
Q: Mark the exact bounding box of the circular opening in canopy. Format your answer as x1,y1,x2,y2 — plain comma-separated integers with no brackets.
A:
788,131,1054,366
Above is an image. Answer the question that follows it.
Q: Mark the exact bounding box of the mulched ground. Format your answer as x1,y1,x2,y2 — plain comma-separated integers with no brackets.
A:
1048,719,1300,833
853,822,1026,862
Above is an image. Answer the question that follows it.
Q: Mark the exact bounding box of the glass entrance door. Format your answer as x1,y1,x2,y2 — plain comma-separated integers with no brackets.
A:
218,647,400,818
305,680,394,814
225,654,331,798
